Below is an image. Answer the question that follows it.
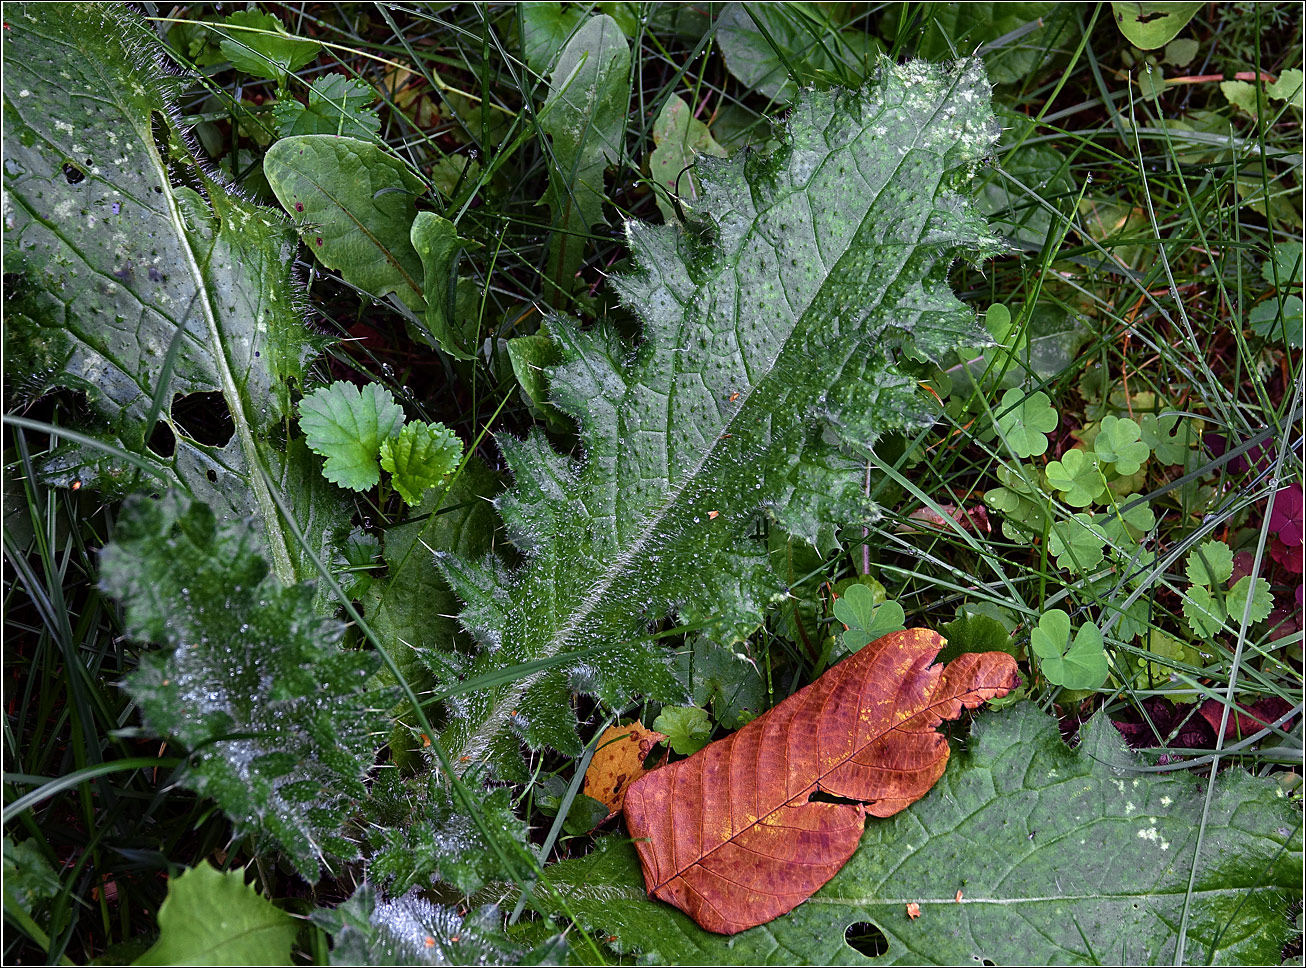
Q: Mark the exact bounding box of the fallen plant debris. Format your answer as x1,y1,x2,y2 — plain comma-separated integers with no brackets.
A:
624,629,1019,934
582,722,669,819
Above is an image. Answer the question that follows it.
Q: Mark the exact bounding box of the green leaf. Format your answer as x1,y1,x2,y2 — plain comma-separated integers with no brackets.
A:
506,326,567,427
833,583,905,650
274,73,380,140
1139,411,1196,464
1268,68,1305,109
679,636,767,731
380,421,463,507
134,864,297,967
1185,539,1234,586
993,388,1058,458
1046,449,1107,506
434,60,999,773
2,838,60,913
2,4,346,587
520,1,586,75
99,494,386,880
1249,294,1304,348
936,609,1018,664
1183,584,1226,638
265,135,427,310
649,95,728,222
535,705,1302,964
410,212,477,358
715,2,870,103
1162,36,1200,66
540,15,630,297
984,465,1052,541
1227,575,1273,624
1048,512,1108,573
216,10,320,83
299,382,406,492
1093,414,1149,475
1110,2,1204,49
652,706,712,755
1031,609,1109,689
1222,79,1263,118
1262,241,1304,288
313,885,541,967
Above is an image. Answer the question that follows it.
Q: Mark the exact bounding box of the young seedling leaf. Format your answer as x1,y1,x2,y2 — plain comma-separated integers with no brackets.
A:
216,10,320,83
1030,609,1108,690
1093,414,1149,475
135,864,297,967
625,630,1019,934
299,382,406,491
274,73,381,140
652,706,713,756
537,705,1301,964
379,421,464,507
1046,449,1107,506
993,387,1058,458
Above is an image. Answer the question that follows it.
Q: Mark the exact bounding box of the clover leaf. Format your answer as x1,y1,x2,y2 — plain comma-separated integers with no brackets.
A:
1046,449,1106,506
299,382,405,491
1139,412,1195,465
1030,609,1108,690
1093,415,1150,475
832,583,906,651
994,387,1058,458
1048,513,1108,573
379,421,464,507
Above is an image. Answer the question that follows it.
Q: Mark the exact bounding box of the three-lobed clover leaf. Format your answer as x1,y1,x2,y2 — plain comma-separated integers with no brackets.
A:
994,387,1058,458
1048,512,1108,573
832,582,906,651
1046,449,1106,506
652,706,713,756
1093,415,1150,475
1139,411,1195,465
299,382,405,491
379,421,464,507
1030,609,1108,690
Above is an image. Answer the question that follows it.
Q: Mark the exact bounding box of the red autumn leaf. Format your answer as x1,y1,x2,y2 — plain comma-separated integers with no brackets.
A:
623,629,1019,935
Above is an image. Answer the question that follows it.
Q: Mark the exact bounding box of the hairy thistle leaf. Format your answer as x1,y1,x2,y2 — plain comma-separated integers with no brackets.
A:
99,493,387,880
437,59,1000,775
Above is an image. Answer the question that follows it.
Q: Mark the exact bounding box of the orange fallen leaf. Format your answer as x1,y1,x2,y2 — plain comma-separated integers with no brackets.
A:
624,629,1019,935
906,902,922,920
583,722,668,818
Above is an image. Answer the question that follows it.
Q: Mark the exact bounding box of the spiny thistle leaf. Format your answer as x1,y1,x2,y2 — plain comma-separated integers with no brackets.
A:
99,493,388,881
436,59,1000,777
1,3,344,587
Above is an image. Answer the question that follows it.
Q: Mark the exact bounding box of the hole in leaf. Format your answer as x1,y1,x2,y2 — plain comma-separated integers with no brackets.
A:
148,420,176,458
171,392,234,447
205,469,217,483
810,790,863,807
61,162,85,185
844,922,888,957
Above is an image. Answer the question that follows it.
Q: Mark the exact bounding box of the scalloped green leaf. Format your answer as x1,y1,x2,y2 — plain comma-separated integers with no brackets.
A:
435,59,1000,775
274,73,381,140
1227,575,1273,625
652,706,712,756
533,704,1301,964
2,3,345,587
299,382,405,491
99,493,387,881
134,864,297,967
993,387,1058,458
1185,539,1234,586
216,11,319,83
1183,584,1226,638
379,421,464,506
